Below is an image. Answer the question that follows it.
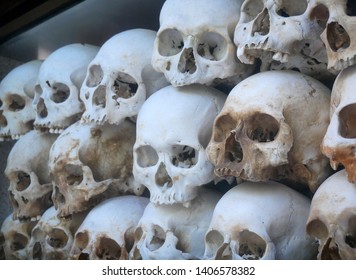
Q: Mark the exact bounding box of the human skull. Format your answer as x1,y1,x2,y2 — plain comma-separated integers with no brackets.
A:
81,29,168,125
234,0,329,80
130,188,222,260
0,60,42,141
33,43,99,134
152,0,253,88
49,120,142,218
70,195,149,260
204,181,317,260
0,213,37,259
133,84,226,205
309,0,356,73
207,70,331,192
306,169,356,259
6,130,58,222
321,63,356,182
27,206,86,260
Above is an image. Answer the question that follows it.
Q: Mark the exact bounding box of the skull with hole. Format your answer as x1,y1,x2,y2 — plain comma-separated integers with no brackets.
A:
309,0,356,73
32,43,99,134
49,120,142,218
27,206,86,260
0,213,37,259
70,195,149,260
234,0,330,81
80,29,169,125
133,84,226,205
130,188,222,260
306,169,356,259
0,60,42,141
321,61,356,182
206,70,331,192
6,130,58,222
204,181,317,260
151,0,254,89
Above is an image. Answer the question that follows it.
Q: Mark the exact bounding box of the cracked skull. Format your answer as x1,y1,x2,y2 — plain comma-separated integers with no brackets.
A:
33,43,99,134
321,63,356,182
207,70,331,192
0,60,42,141
49,120,142,218
152,0,253,88
6,130,58,222
133,84,226,205
27,206,86,260
306,169,356,259
81,28,168,125
130,188,222,260
204,181,317,260
235,0,330,81
70,195,149,260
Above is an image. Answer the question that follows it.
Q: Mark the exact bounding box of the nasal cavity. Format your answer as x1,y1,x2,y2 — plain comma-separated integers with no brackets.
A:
327,22,350,52
178,48,197,74
0,110,7,128
93,85,106,107
36,97,48,118
252,8,270,36
225,132,243,163
155,162,173,188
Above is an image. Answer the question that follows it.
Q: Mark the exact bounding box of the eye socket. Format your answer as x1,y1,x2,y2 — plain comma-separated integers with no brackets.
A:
242,0,264,22
136,145,159,168
347,0,356,16
245,113,279,142
7,94,26,111
50,83,70,103
309,4,329,29
96,237,122,260
47,228,68,248
171,145,198,168
10,233,28,251
63,164,83,186
338,103,356,138
213,114,237,143
346,215,356,249
86,64,103,87
158,28,184,56
35,84,43,95
238,230,266,260
306,219,329,239
148,225,166,251
13,171,31,192
111,72,138,100
197,32,227,61
74,231,89,251
276,0,307,17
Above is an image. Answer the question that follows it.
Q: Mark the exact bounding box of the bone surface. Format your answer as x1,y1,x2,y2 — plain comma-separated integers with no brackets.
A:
133,84,226,205
204,181,317,260
0,60,42,141
306,169,356,259
207,70,332,192
70,195,149,260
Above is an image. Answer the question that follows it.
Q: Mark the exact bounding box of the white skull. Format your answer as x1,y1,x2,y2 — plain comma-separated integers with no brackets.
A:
33,43,99,134
81,29,169,125
27,206,86,260
133,84,226,205
151,0,254,88
70,195,149,260
207,70,331,192
0,60,42,141
204,181,317,260
49,120,142,218
6,130,58,221
306,169,356,259
309,0,356,73
130,188,222,260
321,64,356,182
0,213,36,259
234,0,329,80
